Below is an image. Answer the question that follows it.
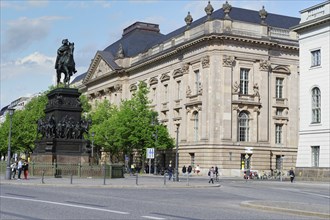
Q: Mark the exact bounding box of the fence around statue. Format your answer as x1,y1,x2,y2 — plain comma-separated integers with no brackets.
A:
0,161,124,179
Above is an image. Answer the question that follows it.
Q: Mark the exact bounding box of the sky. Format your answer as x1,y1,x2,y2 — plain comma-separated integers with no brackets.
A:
0,0,324,109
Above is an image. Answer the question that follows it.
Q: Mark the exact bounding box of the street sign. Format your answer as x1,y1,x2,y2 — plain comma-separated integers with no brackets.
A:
245,147,253,154
146,148,155,159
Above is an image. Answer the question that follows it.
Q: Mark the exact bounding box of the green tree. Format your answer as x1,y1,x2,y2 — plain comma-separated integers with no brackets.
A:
0,93,47,155
89,81,174,163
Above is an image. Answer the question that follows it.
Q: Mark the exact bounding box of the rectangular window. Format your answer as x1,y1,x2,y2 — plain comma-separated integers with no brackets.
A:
164,84,168,101
311,49,321,67
152,87,156,103
311,146,320,167
276,109,283,116
177,81,181,99
240,68,249,95
276,78,283,98
312,88,321,123
275,124,282,144
194,70,200,94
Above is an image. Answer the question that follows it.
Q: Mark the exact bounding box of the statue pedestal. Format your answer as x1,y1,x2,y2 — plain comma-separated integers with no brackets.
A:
32,88,91,166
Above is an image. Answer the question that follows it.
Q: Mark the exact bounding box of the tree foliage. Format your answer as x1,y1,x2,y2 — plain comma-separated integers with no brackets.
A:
89,81,174,163
0,93,47,155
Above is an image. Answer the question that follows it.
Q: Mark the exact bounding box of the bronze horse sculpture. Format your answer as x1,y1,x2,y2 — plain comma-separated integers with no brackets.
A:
55,39,77,86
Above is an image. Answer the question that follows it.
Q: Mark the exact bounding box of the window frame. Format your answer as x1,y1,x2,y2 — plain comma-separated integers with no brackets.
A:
311,49,321,67
193,111,199,141
311,87,321,124
275,78,284,99
275,124,283,144
240,68,249,95
238,111,249,142
311,146,320,167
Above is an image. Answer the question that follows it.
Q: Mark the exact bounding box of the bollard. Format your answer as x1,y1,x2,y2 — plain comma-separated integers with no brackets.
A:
103,165,106,185
70,173,73,184
136,172,138,185
164,173,166,185
41,170,45,184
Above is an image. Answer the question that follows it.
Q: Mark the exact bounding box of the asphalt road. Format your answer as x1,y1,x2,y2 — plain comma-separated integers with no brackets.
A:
0,176,329,220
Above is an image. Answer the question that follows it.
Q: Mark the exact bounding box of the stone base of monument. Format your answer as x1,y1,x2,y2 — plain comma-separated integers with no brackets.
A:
32,87,92,177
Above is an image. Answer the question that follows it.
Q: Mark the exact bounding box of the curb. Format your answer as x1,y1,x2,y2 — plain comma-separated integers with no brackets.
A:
0,181,221,189
240,201,330,219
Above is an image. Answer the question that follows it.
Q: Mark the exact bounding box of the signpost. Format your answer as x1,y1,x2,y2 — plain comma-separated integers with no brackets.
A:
146,148,154,174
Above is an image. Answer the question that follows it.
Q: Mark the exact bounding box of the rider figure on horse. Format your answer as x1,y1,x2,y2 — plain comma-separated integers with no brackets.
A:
55,39,77,85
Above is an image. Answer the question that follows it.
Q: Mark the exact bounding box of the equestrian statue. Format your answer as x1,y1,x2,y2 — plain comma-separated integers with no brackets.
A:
55,39,77,86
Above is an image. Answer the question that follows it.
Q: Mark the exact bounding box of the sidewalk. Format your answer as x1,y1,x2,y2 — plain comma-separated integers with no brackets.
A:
0,174,220,188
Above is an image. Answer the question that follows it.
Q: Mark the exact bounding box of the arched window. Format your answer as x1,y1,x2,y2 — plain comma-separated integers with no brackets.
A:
312,87,321,123
238,112,249,142
193,111,199,141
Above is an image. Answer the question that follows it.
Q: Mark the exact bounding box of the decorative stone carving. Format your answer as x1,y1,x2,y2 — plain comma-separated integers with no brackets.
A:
181,63,189,74
96,91,102,98
259,60,271,71
201,56,210,69
116,43,124,58
198,82,203,94
259,6,268,24
160,73,170,82
129,84,137,92
253,83,260,96
222,1,232,20
204,1,214,20
186,86,192,97
223,55,235,67
105,87,111,94
114,84,122,92
233,81,240,93
184,12,193,28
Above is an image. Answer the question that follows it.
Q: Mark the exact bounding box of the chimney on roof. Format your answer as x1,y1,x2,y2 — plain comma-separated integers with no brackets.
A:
122,22,160,37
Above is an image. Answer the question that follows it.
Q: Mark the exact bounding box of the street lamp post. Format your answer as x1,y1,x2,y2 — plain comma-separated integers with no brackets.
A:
175,124,180,182
91,132,95,158
5,108,15,180
151,117,158,175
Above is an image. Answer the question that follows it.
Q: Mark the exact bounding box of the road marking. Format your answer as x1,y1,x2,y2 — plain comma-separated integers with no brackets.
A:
141,216,166,220
0,195,129,215
300,191,330,199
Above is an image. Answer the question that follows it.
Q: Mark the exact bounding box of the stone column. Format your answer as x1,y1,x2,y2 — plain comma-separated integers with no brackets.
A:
222,55,235,140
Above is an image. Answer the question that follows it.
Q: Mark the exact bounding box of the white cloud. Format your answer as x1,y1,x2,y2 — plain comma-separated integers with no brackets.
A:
1,52,55,81
1,16,67,55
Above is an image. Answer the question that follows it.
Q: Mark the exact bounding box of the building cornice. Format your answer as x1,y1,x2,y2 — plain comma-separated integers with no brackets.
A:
291,14,330,33
127,33,298,73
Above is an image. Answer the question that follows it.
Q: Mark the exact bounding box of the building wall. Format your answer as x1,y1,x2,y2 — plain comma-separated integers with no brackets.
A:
82,16,299,176
294,1,330,170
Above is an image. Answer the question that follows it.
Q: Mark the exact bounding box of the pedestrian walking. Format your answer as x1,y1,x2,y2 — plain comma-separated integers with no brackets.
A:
187,165,192,176
17,158,23,180
11,161,17,179
195,165,201,175
289,168,295,183
22,160,29,180
215,166,219,182
168,164,173,180
208,167,215,184
182,165,187,176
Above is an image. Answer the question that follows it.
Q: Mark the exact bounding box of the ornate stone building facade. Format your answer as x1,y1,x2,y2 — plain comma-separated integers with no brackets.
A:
73,2,300,176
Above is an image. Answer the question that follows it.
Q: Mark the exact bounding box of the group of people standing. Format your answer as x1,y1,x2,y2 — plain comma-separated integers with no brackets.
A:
10,158,29,180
